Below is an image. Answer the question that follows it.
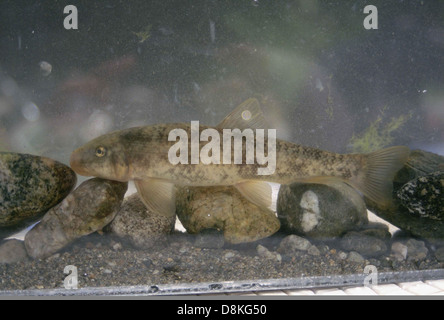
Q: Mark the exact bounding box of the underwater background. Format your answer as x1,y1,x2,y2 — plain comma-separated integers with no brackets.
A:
1,0,443,165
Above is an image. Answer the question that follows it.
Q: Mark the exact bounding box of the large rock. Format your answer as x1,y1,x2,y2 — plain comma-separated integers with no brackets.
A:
176,185,280,244
0,152,76,236
24,178,127,259
108,193,175,249
277,181,368,238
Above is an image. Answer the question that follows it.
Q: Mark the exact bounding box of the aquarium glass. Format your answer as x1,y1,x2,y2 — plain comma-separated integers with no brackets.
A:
0,0,443,295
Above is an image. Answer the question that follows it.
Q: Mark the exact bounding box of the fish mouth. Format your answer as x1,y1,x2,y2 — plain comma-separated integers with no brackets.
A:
69,149,91,176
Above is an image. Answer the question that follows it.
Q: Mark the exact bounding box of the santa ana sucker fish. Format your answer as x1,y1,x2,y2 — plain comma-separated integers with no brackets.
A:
70,98,410,217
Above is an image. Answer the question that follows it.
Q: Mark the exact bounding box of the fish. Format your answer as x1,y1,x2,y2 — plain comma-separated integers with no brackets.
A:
70,98,410,217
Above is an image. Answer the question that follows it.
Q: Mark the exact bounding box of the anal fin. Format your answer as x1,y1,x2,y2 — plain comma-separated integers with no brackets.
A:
134,179,176,217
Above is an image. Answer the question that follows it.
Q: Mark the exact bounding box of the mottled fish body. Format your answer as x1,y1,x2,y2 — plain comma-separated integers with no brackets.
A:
70,99,410,217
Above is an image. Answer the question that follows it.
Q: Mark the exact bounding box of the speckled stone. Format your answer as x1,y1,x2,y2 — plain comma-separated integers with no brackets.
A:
277,181,368,238
397,171,443,220
24,178,127,259
108,193,175,249
0,152,76,230
176,186,280,244
366,149,444,239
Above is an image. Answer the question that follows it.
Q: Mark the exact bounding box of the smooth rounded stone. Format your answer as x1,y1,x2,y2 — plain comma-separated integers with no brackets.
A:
0,152,76,231
391,242,408,261
340,231,388,258
176,186,280,244
366,149,444,239
397,171,443,220
434,247,444,262
277,181,368,238
405,239,428,261
0,239,29,264
347,251,365,264
278,234,312,253
24,178,127,259
256,244,282,262
108,193,175,249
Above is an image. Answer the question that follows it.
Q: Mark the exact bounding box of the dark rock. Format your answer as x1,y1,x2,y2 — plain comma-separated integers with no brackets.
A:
366,149,444,239
108,193,175,249
391,239,429,262
277,181,368,238
0,239,29,264
176,185,280,244
0,152,76,235
340,231,388,258
24,178,127,259
397,171,443,219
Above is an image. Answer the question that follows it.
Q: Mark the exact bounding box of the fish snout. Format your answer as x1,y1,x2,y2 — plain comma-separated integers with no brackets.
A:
70,149,90,176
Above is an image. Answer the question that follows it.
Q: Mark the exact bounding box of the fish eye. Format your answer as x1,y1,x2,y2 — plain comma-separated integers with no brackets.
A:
95,146,107,157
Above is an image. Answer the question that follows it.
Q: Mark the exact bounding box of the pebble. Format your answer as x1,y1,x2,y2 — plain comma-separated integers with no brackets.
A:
176,185,280,244
391,242,408,261
434,247,444,262
307,245,321,256
277,181,368,238
278,234,312,253
256,245,282,262
347,251,365,264
0,152,76,233
24,178,127,259
340,231,388,258
405,239,428,261
112,242,123,251
223,251,235,260
0,239,29,264
108,193,175,249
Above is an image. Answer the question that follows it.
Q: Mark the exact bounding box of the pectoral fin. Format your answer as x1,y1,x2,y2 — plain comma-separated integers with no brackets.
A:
134,179,176,217
234,180,273,210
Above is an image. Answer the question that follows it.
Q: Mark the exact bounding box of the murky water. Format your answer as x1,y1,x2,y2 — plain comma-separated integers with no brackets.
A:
0,0,443,294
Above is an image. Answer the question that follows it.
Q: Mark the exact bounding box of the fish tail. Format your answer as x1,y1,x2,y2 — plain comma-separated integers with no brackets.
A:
353,146,410,208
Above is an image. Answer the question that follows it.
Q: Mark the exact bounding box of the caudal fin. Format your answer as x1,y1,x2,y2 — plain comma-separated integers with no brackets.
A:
354,146,410,207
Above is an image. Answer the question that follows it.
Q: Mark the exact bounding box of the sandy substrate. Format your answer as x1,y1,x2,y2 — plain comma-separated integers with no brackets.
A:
0,228,443,292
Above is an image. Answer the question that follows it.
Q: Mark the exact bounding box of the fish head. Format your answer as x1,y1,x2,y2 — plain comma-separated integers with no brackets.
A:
70,132,130,182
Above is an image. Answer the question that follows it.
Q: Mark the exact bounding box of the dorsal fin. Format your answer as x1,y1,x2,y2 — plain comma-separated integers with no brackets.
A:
217,98,268,130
